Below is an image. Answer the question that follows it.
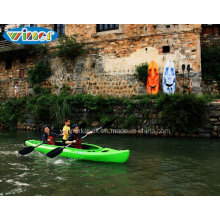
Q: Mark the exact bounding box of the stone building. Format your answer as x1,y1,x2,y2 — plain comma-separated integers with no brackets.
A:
0,24,219,99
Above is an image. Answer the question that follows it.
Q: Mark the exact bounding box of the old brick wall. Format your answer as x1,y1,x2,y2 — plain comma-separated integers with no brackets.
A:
48,24,203,95
200,25,220,94
0,24,204,98
0,53,34,99
201,25,220,48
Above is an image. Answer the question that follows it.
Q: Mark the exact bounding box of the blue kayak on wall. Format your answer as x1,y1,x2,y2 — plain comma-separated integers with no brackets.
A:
162,60,176,94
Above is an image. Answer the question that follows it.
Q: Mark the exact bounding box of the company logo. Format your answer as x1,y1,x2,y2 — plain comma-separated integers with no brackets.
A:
3,27,58,44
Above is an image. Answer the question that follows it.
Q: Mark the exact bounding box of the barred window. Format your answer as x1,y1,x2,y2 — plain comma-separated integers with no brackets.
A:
96,24,119,32
54,24,65,36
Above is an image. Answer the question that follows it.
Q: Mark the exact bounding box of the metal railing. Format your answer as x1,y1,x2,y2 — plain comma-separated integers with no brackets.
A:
0,40,24,52
0,40,15,48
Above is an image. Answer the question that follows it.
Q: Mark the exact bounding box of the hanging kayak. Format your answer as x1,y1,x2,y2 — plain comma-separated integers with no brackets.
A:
24,140,130,163
162,60,176,94
146,60,160,95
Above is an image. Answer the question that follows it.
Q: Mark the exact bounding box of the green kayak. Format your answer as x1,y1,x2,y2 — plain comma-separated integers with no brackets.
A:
24,140,130,163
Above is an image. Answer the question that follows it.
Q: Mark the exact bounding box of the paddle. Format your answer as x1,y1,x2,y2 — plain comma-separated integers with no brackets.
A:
46,118,115,158
182,64,185,93
187,64,191,94
19,122,87,156
19,142,43,155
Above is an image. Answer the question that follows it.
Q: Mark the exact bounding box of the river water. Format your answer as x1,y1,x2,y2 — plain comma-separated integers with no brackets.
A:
0,130,220,196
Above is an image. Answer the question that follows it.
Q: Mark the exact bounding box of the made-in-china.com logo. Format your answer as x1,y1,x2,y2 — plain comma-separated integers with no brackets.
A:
3,27,58,44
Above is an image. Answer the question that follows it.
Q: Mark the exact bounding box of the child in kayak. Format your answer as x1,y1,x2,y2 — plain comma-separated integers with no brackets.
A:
65,124,93,149
62,118,71,145
42,125,63,146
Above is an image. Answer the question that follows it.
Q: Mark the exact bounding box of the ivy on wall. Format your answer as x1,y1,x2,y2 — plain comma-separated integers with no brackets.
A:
201,47,220,86
0,93,211,134
27,61,51,85
52,34,89,61
135,63,149,85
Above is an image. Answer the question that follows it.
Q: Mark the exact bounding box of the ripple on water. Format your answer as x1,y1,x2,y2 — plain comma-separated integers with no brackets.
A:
17,172,28,178
55,176,65,181
0,151,19,156
8,163,30,171
5,179,30,187
52,159,71,165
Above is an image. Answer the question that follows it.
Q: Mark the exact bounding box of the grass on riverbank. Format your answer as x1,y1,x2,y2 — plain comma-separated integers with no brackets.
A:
0,91,217,134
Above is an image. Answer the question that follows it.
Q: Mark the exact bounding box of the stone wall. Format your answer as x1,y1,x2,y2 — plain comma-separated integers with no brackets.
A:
200,24,220,94
0,50,34,99
198,102,220,137
201,25,220,48
48,24,203,96
0,77,30,99
0,24,208,98
13,100,220,138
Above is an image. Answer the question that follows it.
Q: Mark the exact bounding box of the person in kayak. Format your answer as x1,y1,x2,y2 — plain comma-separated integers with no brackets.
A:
62,118,71,145
65,124,93,149
42,125,63,146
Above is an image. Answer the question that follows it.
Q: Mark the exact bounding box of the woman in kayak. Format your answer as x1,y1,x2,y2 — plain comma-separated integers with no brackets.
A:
65,124,93,149
42,125,63,146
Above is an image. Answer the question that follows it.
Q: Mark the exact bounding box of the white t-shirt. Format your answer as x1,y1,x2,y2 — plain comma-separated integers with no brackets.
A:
15,85,19,94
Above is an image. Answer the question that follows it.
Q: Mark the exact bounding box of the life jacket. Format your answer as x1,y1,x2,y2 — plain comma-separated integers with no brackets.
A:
71,134,82,149
47,135,55,145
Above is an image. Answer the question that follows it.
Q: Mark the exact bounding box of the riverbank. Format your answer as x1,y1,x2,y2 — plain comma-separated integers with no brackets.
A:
1,93,220,138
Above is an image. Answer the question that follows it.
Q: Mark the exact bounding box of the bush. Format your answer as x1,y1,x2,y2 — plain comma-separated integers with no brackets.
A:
28,44,49,56
122,115,138,129
33,85,51,96
0,98,27,127
0,93,212,132
27,61,51,85
53,34,89,61
158,94,207,133
201,47,220,84
135,63,149,84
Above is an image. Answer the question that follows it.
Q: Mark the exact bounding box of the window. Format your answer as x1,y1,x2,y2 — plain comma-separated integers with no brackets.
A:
19,24,35,27
96,24,119,32
19,69,25,78
54,24,65,36
163,46,170,53
5,57,12,70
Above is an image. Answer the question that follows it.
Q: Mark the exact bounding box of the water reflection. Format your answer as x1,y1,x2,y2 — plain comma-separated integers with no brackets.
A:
0,130,220,195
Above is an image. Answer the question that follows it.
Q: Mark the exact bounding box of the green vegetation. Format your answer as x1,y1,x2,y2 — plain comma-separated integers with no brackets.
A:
33,85,51,96
201,47,220,86
52,34,89,61
157,94,207,134
122,115,138,129
26,35,89,91
27,61,51,85
135,63,149,84
28,44,49,56
0,93,214,133
0,98,27,127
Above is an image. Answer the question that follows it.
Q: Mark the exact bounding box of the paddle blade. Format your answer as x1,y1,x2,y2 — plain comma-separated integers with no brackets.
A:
19,147,35,155
46,147,64,158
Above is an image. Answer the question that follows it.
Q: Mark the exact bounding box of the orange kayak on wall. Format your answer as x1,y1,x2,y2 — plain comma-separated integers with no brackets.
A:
146,61,160,95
